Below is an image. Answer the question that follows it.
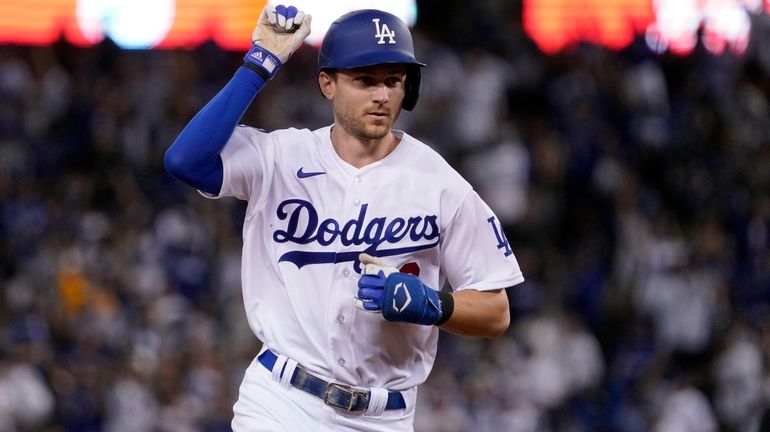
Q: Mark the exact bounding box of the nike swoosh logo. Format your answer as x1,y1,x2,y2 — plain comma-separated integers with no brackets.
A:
297,167,326,178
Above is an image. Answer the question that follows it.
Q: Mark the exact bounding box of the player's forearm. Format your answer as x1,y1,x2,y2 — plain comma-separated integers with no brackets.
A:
438,289,510,338
164,67,267,194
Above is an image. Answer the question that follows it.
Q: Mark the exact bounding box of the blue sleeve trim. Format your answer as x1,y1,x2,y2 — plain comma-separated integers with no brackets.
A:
164,66,267,195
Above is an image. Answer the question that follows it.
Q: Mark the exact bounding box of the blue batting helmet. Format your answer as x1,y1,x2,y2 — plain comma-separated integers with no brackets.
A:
318,9,426,111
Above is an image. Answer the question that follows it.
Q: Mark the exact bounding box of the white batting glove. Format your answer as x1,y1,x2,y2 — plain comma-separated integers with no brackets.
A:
252,4,311,63
360,253,398,277
243,4,311,78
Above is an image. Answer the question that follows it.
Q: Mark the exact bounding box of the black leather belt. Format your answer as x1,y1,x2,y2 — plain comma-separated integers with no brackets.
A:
257,350,406,412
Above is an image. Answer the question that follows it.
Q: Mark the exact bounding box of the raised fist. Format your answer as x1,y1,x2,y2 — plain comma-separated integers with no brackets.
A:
245,4,312,78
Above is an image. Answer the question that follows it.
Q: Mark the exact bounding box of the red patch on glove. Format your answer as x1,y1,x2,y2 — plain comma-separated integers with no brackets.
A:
399,262,420,276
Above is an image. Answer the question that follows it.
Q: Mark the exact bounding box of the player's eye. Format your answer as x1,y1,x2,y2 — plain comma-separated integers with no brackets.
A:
385,76,404,87
354,76,376,86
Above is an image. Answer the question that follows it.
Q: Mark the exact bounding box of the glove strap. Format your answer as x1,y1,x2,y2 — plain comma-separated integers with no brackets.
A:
243,44,282,79
435,291,455,326
383,273,445,326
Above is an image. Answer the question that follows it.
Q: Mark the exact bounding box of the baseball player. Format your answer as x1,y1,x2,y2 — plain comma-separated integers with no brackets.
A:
164,4,524,431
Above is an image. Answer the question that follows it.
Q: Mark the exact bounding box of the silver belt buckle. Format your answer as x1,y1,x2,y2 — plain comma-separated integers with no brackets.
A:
323,383,362,411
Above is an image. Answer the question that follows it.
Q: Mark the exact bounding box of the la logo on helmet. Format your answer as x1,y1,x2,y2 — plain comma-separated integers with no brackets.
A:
372,18,396,44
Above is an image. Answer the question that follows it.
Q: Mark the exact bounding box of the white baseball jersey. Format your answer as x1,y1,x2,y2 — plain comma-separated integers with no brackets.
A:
207,124,524,391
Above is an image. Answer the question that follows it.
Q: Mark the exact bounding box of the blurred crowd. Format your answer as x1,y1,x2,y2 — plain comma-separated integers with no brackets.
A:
1,7,770,432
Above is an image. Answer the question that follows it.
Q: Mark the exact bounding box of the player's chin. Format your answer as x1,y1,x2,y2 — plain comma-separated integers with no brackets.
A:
361,124,391,140
356,118,389,136
366,115,394,129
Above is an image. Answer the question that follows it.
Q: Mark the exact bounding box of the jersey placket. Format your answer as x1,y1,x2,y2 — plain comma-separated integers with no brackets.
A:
327,171,368,382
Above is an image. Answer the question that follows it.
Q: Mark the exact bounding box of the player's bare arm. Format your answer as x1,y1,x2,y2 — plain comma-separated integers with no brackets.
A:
356,254,511,338
438,289,510,338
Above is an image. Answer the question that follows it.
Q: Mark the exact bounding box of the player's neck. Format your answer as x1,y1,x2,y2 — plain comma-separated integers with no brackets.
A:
330,126,399,169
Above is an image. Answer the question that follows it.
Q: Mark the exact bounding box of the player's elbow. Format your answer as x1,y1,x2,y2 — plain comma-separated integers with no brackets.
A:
163,145,185,179
484,290,510,338
486,307,510,338
163,145,201,183
164,146,224,195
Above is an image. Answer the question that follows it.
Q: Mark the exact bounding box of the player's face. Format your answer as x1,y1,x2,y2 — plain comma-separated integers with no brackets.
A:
322,64,407,141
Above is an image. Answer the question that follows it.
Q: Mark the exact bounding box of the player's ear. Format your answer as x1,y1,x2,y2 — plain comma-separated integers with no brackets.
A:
318,70,335,101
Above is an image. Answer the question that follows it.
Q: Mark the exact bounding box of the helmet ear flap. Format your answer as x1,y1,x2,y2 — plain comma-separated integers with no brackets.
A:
402,65,421,111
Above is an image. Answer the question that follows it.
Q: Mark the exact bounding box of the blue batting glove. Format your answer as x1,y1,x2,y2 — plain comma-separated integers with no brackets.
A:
381,273,443,325
355,253,397,312
355,254,443,326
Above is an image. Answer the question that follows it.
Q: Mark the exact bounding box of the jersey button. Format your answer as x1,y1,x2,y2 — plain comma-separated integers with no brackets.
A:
338,358,346,366
343,268,350,277
353,199,361,206
354,176,361,183
337,315,345,323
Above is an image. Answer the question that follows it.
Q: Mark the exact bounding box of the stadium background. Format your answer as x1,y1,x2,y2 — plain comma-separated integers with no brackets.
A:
1,0,769,430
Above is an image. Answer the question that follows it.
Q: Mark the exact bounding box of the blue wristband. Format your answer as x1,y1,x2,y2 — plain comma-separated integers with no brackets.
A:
243,45,282,79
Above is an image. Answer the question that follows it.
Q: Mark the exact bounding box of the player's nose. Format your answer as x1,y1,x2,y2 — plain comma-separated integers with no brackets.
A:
372,83,389,104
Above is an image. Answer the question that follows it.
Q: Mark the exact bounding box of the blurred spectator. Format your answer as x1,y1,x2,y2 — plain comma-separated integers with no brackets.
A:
463,121,531,226
713,320,765,432
0,356,55,431
653,382,718,432
453,48,513,149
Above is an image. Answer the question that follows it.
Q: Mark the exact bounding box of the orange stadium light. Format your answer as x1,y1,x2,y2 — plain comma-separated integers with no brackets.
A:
0,0,415,50
1,0,766,54
523,0,770,55
523,0,655,53
0,0,266,49
155,0,267,50
0,0,82,46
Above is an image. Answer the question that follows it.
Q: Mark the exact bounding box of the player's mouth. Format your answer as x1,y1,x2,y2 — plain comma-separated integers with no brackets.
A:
366,111,391,120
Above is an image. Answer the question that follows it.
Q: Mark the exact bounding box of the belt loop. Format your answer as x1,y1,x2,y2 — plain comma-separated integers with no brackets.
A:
271,354,289,384
365,387,388,416
279,358,298,390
